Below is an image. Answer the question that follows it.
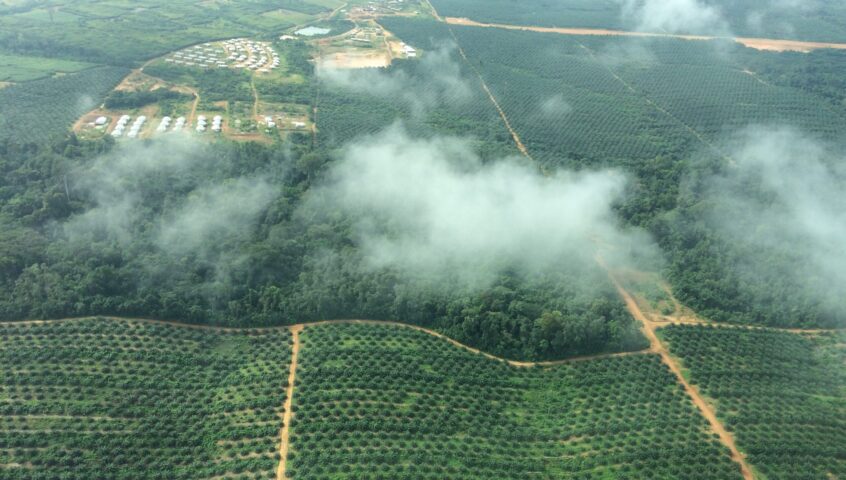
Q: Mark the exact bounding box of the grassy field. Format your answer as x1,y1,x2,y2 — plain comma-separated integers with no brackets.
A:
286,322,742,480
659,325,846,480
0,53,95,82
0,318,292,480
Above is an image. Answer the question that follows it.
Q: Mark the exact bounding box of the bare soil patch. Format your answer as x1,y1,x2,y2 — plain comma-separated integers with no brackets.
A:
276,324,302,480
318,51,392,69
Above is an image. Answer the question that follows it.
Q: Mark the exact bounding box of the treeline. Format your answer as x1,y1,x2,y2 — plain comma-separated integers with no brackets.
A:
104,89,193,110
0,136,645,361
738,48,846,111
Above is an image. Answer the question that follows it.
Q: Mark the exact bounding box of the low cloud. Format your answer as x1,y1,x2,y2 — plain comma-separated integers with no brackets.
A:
702,126,846,313
157,177,276,256
539,94,572,119
303,124,657,289
64,137,206,243
746,0,821,36
63,137,278,274
619,0,730,36
317,43,472,116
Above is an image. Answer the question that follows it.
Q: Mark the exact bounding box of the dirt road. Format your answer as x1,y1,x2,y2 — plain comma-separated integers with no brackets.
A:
600,262,755,480
444,17,846,53
2,316,644,367
276,325,302,480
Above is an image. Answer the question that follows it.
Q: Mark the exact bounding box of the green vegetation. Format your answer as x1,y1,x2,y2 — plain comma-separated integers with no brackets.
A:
315,55,519,160
431,0,622,30
0,0,335,67
381,17,846,328
287,322,742,479
0,317,292,479
660,325,846,480
0,66,128,144
104,89,193,110
0,135,644,362
0,53,95,82
144,64,254,103
381,18,846,170
428,0,846,42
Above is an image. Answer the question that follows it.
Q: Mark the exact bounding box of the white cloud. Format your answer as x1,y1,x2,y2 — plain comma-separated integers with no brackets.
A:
303,124,656,289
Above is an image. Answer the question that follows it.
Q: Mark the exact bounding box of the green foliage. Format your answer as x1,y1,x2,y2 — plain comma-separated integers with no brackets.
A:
316,55,520,160
104,89,193,110
0,136,641,362
0,318,292,479
738,48,846,110
661,326,846,479
0,53,96,82
382,18,846,328
430,0,622,30
0,66,128,144
428,0,846,42
287,323,742,479
143,64,254,103
0,0,332,66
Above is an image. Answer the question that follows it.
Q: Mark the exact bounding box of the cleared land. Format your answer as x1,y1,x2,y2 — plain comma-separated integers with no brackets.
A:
660,326,846,479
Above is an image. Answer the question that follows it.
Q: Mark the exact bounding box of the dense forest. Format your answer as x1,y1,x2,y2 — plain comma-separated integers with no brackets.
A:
0,135,646,361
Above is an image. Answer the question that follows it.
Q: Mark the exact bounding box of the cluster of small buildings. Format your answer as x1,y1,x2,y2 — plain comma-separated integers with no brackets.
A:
222,39,280,73
110,115,131,137
196,115,224,133
348,26,383,46
263,114,306,130
127,116,146,138
400,42,416,58
351,0,406,16
165,43,228,69
156,116,172,132
110,115,145,138
172,117,186,131
162,39,281,74
110,115,193,139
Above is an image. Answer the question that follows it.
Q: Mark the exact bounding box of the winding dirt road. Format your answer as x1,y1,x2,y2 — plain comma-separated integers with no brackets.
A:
4,316,645,368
